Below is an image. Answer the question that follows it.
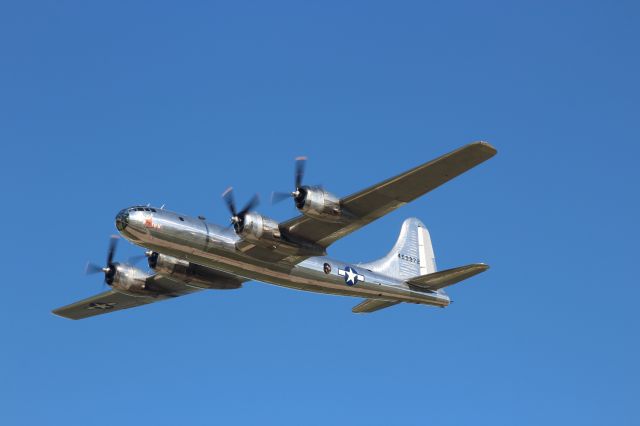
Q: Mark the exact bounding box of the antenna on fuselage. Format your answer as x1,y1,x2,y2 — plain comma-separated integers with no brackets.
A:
160,204,165,210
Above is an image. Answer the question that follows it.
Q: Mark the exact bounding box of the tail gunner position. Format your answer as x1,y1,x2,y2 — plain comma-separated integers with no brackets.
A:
53,142,497,319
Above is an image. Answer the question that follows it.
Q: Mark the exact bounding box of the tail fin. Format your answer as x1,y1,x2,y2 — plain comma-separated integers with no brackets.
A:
359,218,437,280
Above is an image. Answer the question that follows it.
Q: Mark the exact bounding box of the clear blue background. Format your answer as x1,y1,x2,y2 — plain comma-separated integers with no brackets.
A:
1,1,638,424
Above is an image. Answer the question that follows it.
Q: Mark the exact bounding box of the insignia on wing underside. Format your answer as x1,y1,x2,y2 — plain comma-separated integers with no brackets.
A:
88,302,117,310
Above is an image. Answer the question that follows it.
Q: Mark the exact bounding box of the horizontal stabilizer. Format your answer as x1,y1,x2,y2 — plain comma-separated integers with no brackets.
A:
352,299,400,314
407,263,489,291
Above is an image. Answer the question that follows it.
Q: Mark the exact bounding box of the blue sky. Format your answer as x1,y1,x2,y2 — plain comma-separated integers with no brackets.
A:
1,1,639,424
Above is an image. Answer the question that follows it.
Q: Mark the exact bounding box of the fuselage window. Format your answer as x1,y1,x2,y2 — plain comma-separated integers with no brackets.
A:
178,217,184,221
150,208,157,212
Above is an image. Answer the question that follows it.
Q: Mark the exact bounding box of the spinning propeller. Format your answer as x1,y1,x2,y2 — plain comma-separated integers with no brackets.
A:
127,253,148,265
85,235,120,286
271,156,309,206
222,187,259,233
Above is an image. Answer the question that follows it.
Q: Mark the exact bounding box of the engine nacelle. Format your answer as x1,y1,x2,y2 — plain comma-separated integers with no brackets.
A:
110,264,157,297
234,211,325,256
148,252,242,290
148,251,190,276
296,187,346,222
237,212,282,245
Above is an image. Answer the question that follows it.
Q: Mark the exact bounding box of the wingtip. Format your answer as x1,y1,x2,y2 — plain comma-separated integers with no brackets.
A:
472,141,498,156
51,309,73,320
470,263,490,273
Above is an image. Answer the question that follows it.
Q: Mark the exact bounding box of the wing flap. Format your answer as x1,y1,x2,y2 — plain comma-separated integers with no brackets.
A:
407,263,489,291
352,299,400,314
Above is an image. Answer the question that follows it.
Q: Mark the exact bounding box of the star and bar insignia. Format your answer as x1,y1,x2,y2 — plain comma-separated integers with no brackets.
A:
88,302,117,310
338,266,365,286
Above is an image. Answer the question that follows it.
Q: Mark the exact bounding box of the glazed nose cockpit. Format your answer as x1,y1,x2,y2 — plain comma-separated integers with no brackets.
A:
115,209,129,231
115,206,159,232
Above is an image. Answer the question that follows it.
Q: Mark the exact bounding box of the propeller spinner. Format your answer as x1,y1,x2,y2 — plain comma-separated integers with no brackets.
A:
271,156,309,207
85,235,120,286
222,187,259,233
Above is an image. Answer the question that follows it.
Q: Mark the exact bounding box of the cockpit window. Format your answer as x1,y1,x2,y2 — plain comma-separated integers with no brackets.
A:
126,206,156,213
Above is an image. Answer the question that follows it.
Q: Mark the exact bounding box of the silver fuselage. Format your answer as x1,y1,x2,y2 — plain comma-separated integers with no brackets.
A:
116,207,449,307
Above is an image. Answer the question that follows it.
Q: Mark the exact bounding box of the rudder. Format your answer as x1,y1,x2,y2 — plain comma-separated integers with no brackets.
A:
359,218,437,280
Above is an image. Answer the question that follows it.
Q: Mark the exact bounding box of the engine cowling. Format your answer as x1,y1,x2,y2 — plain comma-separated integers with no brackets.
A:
236,211,282,245
295,187,346,222
148,251,190,276
233,211,325,256
148,252,242,290
109,264,157,297
221,188,325,256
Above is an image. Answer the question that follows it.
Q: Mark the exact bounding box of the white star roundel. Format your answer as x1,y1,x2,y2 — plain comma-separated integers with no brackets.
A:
338,266,365,286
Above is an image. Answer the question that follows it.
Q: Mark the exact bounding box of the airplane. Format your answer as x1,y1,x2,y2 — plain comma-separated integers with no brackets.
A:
53,142,497,319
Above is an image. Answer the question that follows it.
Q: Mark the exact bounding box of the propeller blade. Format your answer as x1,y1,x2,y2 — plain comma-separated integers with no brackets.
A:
85,262,103,275
271,191,292,204
106,235,119,266
238,194,260,217
222,187,237,217
127,254,146,265
295,156,307,189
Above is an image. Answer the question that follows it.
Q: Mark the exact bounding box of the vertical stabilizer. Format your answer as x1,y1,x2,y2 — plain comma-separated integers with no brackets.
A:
358,218,437,280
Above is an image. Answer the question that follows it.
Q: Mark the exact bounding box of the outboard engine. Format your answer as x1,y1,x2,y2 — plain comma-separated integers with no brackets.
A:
272,156,351,222
85,236,159,297
293,186,345,222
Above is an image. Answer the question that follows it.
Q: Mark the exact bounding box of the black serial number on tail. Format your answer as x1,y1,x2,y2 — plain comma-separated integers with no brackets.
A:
398,253,420,264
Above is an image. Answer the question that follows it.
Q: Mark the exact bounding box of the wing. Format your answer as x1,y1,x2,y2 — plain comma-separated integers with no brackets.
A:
352,299,400,314
407,263,489,291
281,142,497,248
52,275,201,320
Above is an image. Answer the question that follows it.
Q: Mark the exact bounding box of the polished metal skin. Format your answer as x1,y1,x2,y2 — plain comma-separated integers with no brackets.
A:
117,207,451,307
148,252,243,290
53,142,497,319
237,212,283,245
107,263,154,297
296,187,347,222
